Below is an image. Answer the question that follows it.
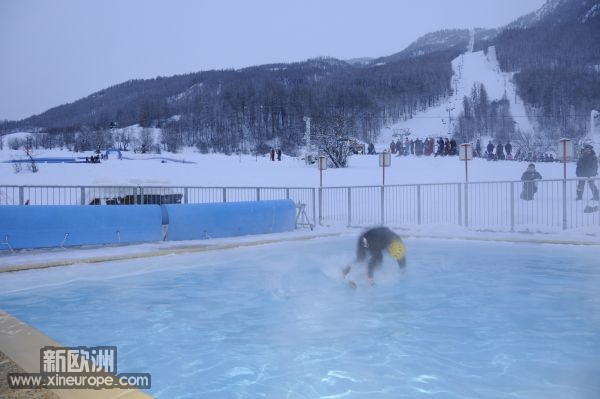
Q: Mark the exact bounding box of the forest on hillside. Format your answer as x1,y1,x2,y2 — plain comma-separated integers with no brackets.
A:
3,51,459,154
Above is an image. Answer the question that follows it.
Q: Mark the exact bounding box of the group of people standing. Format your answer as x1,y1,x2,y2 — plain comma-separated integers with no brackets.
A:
520,144,599,201
481,140,558,163
270,148,282,161
378,137,459,157
483,140,513,160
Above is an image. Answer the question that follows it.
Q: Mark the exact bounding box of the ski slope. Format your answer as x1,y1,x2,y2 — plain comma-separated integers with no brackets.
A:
378,31,534,146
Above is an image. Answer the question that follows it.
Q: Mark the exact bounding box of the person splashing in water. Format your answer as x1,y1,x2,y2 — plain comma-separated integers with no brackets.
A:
342,227,406,286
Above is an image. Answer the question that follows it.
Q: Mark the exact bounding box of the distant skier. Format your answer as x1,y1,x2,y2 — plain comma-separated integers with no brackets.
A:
520,163,542,200
342,227,406,286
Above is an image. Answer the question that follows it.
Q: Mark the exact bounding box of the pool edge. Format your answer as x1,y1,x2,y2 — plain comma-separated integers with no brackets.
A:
0,232,343,273
0,311,153,399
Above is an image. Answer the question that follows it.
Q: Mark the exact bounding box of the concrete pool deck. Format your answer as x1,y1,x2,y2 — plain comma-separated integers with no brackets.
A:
0,312,152,399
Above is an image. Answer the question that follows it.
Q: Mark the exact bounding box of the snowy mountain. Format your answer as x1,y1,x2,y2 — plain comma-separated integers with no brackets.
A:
374,29,470,62
505,0,598,29
2,0,598,154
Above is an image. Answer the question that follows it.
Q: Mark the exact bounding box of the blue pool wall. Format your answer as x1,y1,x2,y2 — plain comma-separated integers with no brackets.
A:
163,200,296,241
0,205,163,250
0,200,296,250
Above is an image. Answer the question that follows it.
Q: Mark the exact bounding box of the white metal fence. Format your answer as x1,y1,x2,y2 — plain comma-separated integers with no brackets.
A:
1,179,599,233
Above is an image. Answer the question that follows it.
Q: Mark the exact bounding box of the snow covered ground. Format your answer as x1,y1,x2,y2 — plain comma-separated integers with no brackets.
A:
0,145,579,188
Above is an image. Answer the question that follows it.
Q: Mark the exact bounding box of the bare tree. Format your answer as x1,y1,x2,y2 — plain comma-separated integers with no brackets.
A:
313,114,356,168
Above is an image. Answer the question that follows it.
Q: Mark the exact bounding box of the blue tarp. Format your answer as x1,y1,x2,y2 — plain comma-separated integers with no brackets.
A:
0,200,297,250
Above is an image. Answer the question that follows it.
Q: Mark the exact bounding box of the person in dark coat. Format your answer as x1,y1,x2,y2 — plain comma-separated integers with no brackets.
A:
342,227,406,286
475,139,481,157
449,138,457,155
415,138,423,156
486,141,495,160
505,141,512,157
576,144,599,200
368,143,376,155
520,163,543,200
395,139,403,156
277,147,282,161
435,137,444,157
496,143,505,160
270,148,275,161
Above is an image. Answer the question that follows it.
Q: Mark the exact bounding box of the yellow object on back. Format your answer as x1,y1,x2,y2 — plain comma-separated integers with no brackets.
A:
388,240,405,261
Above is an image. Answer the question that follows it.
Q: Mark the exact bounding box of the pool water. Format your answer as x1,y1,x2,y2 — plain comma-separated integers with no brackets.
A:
1,237,599,398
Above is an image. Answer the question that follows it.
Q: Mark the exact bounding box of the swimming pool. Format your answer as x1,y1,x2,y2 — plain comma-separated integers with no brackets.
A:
1,237,599,398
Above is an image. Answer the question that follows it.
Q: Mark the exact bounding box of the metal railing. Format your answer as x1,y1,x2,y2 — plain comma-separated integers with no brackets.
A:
1,179,599,233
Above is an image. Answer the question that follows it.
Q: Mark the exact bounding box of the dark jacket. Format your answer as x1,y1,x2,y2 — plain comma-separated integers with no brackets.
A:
521,170,542,181
357,227,403,277
576,150,598,177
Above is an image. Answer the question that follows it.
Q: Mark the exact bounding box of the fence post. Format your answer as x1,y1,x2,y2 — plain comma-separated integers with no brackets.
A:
380,186,385,225
286,188,290,200
347,187,352,227
464,183,469,228
457,183,462,226
80,187,85,205
416,185,422,225
562,180,567,230
139,186,144,205
312,188,317,227
256,187,261,201
19,187,24,205
222,187,227,203
510,182,515,232
318,187,323,225
184,187,188,204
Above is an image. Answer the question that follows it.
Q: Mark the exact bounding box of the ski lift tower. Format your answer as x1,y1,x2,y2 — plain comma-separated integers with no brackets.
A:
445,106,455,136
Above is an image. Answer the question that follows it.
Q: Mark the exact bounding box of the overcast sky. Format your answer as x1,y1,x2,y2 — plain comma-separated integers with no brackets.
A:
0,0,546,121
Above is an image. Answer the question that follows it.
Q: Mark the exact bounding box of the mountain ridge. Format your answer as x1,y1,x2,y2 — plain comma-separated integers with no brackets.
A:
2,0,598,153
